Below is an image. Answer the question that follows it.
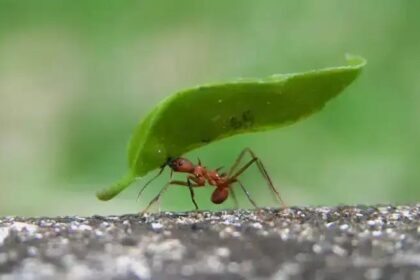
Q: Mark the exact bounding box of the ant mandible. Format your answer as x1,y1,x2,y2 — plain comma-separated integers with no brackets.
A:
138,148,286,213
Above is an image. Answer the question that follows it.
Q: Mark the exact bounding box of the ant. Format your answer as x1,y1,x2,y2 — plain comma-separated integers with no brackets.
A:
137,148,286,213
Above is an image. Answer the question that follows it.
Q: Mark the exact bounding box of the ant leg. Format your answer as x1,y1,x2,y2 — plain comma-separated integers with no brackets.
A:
230,187,239,209
236,180,258,208
137,165,167,201
140,180,199,214
141,182,171,214
187,178,199,211
229,148,286,207
227,148,249,177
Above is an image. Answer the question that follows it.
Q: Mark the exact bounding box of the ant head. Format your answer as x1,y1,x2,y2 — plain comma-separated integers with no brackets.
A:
167,157,194,173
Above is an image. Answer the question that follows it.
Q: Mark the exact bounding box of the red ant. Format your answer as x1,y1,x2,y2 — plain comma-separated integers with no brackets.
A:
138,148,286,213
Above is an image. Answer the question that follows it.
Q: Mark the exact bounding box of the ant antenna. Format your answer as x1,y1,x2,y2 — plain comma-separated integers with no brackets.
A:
136,164,166,201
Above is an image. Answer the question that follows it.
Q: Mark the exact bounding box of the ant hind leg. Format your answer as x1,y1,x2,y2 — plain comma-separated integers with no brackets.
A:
230,187,239,209
227,148,249,177
229,148,286,207
236,180,258,208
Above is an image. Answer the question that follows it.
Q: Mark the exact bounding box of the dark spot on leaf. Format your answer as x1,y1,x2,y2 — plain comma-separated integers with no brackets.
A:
229,110,254,130
242,110,254,128
229,116,242,129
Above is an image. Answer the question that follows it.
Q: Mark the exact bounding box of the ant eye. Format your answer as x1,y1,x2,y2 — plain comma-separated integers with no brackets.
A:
178,161,183,166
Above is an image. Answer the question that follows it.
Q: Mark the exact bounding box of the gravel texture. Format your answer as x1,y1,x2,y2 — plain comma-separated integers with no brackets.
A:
1,205,420,280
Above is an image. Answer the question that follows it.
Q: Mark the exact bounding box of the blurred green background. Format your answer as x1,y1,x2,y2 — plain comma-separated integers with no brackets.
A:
0,1,419,216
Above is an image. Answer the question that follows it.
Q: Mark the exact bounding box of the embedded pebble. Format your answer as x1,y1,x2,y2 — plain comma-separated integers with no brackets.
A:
0,205,419,279
0,228,9,245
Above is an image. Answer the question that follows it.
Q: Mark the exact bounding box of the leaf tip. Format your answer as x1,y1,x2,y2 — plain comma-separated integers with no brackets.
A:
344,53,367,67
96,172,136,201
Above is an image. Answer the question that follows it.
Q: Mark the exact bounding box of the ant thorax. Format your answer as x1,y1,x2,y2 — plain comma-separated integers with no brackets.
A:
206,169,226,187
193,165,207,177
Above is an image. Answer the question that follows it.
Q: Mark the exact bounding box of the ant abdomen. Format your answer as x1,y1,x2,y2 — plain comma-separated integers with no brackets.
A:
211,188,228,204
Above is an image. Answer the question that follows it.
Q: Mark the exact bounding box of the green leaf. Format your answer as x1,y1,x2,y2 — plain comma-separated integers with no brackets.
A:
97,54,366,201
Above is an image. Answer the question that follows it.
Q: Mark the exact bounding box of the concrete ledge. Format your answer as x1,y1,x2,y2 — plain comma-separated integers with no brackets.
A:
1,205,419,280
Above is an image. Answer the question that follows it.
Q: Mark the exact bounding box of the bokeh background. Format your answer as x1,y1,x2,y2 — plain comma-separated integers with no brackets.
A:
1,1,419,216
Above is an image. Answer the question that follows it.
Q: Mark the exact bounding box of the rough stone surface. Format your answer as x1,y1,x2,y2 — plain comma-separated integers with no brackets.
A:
1,205,420,279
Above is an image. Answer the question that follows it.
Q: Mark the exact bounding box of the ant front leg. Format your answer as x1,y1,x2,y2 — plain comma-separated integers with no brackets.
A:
187,178,199,211
140,180,200,214
228,148,286,207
